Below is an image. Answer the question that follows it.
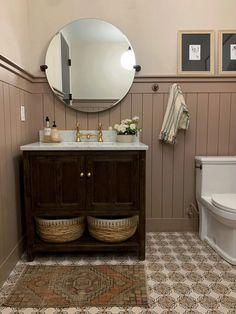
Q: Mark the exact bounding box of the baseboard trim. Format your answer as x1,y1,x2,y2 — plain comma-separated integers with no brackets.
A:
146,218,199,232
0,237,24,287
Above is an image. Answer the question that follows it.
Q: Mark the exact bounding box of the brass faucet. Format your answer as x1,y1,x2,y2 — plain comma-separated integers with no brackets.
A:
97,123,103,142
76,123,103,142
76,123,82,142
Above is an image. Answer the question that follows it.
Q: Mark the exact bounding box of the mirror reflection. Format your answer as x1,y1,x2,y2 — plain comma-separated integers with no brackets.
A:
45,18,136,112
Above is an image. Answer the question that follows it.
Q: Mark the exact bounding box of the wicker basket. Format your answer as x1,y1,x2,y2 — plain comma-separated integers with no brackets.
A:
35,216,85,243
87,216,138,243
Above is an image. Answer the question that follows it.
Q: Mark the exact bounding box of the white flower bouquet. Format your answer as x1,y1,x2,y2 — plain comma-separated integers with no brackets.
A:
113,116,140,136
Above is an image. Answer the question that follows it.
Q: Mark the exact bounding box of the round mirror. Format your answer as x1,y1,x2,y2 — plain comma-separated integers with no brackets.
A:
45,18,137,112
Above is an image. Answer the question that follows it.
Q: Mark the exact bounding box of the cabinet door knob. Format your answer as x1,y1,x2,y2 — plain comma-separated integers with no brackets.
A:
87,172,92,177
80,172,84,177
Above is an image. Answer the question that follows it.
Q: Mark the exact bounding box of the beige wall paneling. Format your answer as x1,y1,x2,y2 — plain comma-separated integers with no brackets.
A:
55,97,66,130
183,93,198,218
9,86,22,246
207,94,220,155
20,90,26,145
162,144,174,218
142,94,153,218
65,106,77,130
162,93,174,219
196,94,209,155
20,90,29,144
76,111,88,130
3,83,13,256
109,102,121,128
7,84,22,249
9,86,18,154
120,93,132,120
98,109,110,130
28,91,43,143
151,93,164,218
87,112,99,130
131,94,143,146
218,93,231,155
172,123,185,218
131,93,143,136
0,59,40,286
31,94,44,141
0,82,5,266
0,81,24,286
26,91,36,143
43,93,55,123
229,93,236,155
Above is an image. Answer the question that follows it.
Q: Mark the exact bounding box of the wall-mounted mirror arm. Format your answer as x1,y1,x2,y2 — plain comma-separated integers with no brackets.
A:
133,65,141,72
40,64,48,72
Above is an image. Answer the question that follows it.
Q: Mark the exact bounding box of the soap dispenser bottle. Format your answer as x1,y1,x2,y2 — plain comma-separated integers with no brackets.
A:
43,116,52,142
51,121,60,142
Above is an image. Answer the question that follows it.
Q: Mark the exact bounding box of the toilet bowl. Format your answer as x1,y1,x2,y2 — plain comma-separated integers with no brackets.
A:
195,156,236,265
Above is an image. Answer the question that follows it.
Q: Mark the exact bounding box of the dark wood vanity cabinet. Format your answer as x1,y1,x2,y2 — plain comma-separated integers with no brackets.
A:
31,155,85,211
23,150,146,261
86,153,139,211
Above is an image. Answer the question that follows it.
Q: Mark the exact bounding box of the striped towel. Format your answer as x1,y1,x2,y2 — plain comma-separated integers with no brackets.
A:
159,83,189,144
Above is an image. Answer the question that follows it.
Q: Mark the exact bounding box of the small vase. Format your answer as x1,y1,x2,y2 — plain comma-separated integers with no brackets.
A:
116,134,134,143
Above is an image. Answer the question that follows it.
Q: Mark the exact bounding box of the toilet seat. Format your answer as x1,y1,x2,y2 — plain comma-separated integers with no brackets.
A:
212,194,236,213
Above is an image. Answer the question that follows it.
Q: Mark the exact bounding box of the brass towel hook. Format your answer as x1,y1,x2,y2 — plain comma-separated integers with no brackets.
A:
152,83,159,92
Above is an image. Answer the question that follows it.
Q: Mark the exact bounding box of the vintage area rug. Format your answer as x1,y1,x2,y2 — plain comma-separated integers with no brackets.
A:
3,264,148,308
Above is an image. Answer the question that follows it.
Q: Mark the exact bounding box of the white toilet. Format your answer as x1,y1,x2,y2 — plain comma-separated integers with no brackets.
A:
195,156,236,265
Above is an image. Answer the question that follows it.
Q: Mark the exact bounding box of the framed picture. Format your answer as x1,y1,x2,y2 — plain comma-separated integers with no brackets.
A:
178,30,214,75
218,30,236,75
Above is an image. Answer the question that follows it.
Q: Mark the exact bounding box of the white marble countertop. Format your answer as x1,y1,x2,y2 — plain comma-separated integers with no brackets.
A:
20,141,148,151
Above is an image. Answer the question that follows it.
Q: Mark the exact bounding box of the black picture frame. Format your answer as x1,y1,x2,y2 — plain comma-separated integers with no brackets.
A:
178,31,214,75
219,30,236,75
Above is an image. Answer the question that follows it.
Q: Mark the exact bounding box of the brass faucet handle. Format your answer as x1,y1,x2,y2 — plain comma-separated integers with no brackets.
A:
97,123,103,142
76,122,81,142
98,122,102,130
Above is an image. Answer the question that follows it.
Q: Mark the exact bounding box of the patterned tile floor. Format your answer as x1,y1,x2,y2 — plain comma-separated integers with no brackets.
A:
0,232,236,313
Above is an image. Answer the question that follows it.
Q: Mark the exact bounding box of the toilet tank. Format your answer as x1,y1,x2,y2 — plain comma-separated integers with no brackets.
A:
195,156,236,199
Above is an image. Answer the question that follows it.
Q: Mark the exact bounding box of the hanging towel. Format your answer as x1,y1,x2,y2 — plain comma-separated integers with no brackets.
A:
159,83,189,144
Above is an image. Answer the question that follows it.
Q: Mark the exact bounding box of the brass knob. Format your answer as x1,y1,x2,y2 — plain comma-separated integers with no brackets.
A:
87,172,92,177
80,172,84,177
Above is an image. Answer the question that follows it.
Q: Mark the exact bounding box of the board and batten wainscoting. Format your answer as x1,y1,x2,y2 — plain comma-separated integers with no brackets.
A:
39,77,236,232
1,55,236,285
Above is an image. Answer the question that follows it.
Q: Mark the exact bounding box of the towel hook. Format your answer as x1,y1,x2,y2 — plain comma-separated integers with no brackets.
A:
152,83,159,92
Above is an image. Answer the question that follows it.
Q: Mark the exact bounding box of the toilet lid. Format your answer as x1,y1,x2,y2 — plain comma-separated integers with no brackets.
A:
212,194,236,213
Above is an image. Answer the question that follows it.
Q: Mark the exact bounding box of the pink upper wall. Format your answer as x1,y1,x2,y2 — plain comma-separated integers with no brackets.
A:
0,0,31,72
28,0,236,75
2,0,236,75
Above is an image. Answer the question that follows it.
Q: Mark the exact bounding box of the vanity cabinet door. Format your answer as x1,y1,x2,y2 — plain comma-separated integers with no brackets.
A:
30,154,85,212
86,152,139,211
58,156,85,209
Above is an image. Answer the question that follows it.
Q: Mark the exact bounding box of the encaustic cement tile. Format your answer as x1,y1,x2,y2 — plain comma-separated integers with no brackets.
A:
1,232,236,314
